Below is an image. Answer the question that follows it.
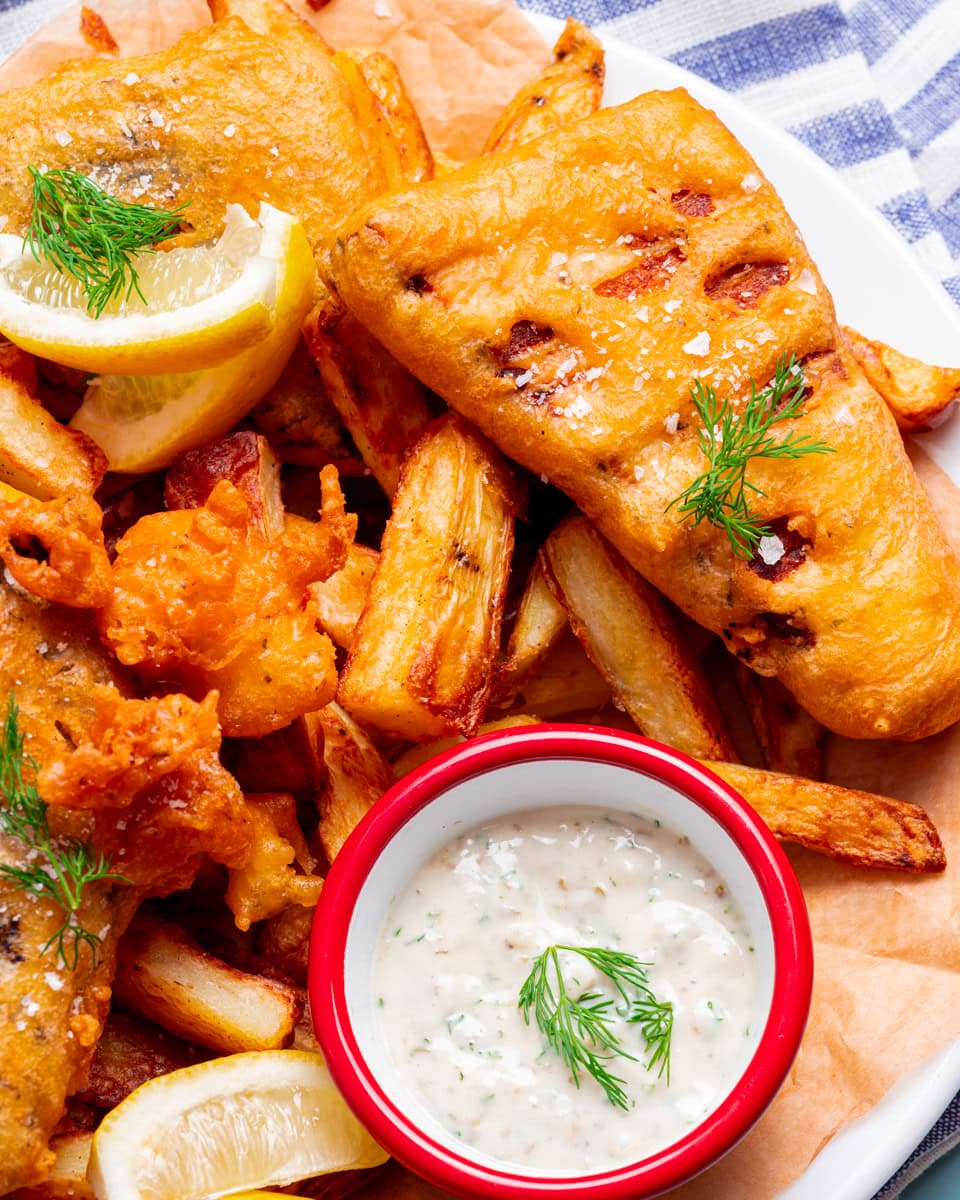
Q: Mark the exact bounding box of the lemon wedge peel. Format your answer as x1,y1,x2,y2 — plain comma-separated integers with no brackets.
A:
0,203,304,376
86,1049,388,1200
69,206,313,473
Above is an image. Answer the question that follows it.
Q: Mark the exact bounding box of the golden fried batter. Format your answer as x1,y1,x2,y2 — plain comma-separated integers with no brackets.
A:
0,494,111,608
0,17,385,249
99,468,355,737
329,88,960,741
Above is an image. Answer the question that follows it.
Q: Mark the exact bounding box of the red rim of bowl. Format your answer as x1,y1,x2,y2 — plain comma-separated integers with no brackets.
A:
309,723,813,1199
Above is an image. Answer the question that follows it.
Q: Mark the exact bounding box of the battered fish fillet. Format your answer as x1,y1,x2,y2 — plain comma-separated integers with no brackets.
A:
0,16,385,249
0,580,135,1194
328,88,960,742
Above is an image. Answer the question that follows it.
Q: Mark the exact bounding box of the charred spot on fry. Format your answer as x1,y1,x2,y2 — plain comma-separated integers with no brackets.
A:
705,261,789,309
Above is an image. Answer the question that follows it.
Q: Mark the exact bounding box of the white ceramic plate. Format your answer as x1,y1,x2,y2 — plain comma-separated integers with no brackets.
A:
526,12,960,1199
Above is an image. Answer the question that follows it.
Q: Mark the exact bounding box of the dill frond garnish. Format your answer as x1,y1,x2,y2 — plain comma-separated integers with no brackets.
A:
518,944,673,1109
666,354,834,559
23,166,189,317
0,694,123,969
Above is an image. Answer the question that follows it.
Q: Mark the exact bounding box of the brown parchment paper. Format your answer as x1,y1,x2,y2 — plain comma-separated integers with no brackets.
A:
2,3,959,1197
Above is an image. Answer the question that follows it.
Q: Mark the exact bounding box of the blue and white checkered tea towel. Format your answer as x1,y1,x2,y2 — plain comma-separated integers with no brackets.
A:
0,0,958,1196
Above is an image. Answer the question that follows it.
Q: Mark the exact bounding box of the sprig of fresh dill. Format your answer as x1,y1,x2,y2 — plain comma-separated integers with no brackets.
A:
23,166,189,318
666,355,834,560
518,944,673,1110
0,694,123,969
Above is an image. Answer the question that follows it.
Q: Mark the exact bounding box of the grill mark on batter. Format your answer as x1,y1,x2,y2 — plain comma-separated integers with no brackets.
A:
671,190,714,217
594,240,686,298
705,261,789,309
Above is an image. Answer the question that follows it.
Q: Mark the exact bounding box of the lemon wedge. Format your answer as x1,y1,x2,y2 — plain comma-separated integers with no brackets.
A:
86,1049,388,1200
68,205,313,472
0,202,310,376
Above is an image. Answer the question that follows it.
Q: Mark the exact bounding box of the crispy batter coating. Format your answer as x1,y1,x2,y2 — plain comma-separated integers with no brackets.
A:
99,469,354,736
0,18,384,249
0,494,111,608
329,88,960,741
225,793,323,932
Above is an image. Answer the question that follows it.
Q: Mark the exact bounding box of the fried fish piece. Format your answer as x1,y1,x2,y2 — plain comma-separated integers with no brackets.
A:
329,88,960,742
0,17,384,249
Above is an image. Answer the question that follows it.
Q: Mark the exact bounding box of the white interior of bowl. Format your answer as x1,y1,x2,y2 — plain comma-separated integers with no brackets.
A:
344,757,776,1175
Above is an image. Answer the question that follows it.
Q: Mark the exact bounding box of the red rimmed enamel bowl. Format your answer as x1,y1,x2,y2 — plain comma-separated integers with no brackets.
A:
308,723,813,1199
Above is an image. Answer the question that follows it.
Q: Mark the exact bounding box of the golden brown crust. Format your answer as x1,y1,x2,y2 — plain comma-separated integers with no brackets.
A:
329,88,960,741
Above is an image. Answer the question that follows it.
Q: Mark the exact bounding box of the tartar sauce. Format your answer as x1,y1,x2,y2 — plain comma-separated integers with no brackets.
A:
372,806,758,1172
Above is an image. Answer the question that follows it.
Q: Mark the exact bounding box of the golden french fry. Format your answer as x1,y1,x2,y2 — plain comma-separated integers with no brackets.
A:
303,291,436,497
315,702,395,862
0,371,105,499
208,0,333,50
257,904,315,987
706,761,946,873
113,914,303,1054
734,663,824,779
165,430,285,541
482,18,604,155
337,48,435,188
511,628,611,717
544,515,735,759
491,555,567,707
841,326,960,432
308,543,379,650
338,415,520,740
392,715,541,778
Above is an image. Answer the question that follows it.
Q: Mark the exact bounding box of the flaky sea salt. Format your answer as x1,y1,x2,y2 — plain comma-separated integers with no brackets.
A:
740,172,762,193
54,130,72,147
682,331,711,356
124,72,140,85
663,412,680,434
224,123,237,138
794,268,818,295
758,535,785,566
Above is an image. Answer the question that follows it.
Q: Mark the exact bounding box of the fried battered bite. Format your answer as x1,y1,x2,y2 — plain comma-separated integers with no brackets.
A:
0,493,111,608
482,19,604,155
99,466,356,737
0,17,385,250
841,326,960,432
79,7,119,54
330,88,960,741
225,793,323,931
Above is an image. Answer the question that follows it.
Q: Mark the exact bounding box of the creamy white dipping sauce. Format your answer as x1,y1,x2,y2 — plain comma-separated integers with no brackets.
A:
372,806,759,1173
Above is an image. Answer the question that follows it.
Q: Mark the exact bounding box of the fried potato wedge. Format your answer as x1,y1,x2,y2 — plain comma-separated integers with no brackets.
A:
303,291,436,497
7,1133,94,1200
336,48,435,189
338,415,520,740
544,515,734,759
308,542,379,650
315,702,395,861
257,904,314,987
706,761,946,872
511,628,610,717
223,717,327,793
165,430,284,541
114,914,303,1054
734,662,823,778
251,337,358,470
0,371,106,499
491,555,567,707
842,326,960,432
209,0,332,50
482,18,604,155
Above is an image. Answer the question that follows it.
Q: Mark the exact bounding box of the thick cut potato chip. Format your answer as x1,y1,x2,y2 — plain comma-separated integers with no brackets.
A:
544,515,734,759
308,543,379,650
338,414,520,740
392,715,540,779
114,914,303,1054
734,662,823,778
491,555,567,707
707,761,945,872
482,18,604,155
315,702,395,862
842,325,960,432
510,628,610,718
165,431,285,541
303,291,436,497
6,1132,94,1200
